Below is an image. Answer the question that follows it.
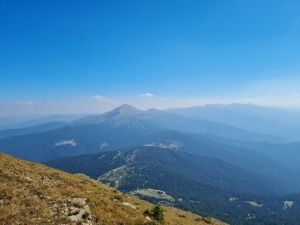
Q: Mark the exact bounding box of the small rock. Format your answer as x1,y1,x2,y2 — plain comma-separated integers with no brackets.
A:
68,215,79,222
52,203,60,208
79,205,91,219
68,205,91,222
145,216,152,221
81,205,91,217
69,207,80,215
71,198,86,207
122,202,136,210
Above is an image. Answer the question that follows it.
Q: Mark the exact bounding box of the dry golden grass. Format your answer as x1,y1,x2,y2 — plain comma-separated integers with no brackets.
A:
0,153,227,225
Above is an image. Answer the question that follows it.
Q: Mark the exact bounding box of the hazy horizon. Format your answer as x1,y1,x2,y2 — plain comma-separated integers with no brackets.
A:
1,102,300,117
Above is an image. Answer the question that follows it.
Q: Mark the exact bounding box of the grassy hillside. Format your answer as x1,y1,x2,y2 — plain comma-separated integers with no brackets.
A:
0,153,226,225
45,147,300,225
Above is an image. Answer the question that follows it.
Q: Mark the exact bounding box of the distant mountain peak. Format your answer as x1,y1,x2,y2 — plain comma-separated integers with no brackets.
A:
70,104,142,126
113,104,142,114
145,108,161,113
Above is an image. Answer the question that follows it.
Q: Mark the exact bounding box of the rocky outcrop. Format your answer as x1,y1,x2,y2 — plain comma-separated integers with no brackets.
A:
51,197,95,224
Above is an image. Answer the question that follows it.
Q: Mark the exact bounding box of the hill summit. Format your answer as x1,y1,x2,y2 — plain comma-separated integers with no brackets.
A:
70,104,142,126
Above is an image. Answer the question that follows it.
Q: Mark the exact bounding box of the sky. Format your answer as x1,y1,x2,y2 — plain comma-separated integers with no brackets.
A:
1,0,300,115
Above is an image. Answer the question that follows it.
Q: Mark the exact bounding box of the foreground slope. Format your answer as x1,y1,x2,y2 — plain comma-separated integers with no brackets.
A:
46,146,300,225
0,153,226,225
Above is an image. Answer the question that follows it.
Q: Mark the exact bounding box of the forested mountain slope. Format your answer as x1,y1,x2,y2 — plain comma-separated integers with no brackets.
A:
45,146,300,225
0,152,226,225
46,146,285,195
0,116,161,162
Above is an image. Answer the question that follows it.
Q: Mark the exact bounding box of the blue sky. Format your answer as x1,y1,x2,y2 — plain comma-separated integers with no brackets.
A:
1,0,300,115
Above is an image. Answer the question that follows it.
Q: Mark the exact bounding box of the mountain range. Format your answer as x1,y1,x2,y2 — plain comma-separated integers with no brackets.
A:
167,104,300,141
0,104,293,163
0,103,299,224
0,113,91,131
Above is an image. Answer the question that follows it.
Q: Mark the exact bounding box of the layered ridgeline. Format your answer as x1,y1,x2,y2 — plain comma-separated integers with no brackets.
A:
0,121,68,140
200,133,300,170
166,103,300,142
46,146,300,225
0,153,226,225
0,105,162,162
0,104,289,163
0,113,91,131
133,130,300,192
1,104,300,224
0,104,299,193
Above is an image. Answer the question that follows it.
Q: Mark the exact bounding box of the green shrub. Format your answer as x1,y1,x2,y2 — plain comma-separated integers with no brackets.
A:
143,205,164,223
114,195,123,201
202,217,211,224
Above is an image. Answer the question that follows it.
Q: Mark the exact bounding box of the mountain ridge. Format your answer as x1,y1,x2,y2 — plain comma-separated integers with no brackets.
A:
70,104,142,126
0,152,226,225
45,146,300,225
